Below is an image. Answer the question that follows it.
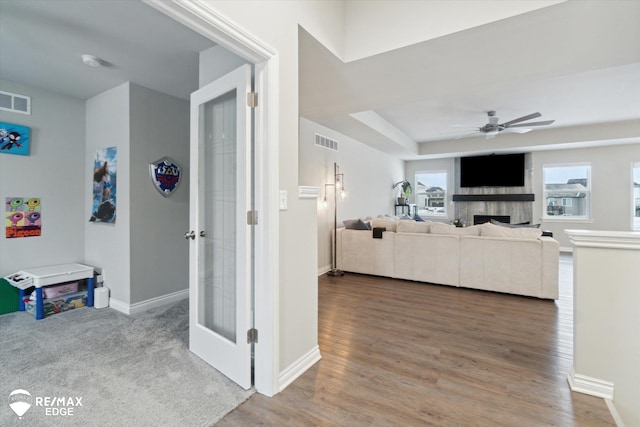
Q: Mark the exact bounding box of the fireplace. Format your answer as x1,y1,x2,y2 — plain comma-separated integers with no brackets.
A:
474,215,510,225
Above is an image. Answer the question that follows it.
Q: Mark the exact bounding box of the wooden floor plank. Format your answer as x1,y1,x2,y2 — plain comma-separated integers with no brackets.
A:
217,255,614,426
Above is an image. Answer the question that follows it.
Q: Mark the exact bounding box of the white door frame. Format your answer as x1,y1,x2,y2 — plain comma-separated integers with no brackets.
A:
144,0,280,397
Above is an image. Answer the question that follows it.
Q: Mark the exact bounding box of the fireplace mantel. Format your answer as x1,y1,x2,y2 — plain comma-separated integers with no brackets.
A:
452,193,535,202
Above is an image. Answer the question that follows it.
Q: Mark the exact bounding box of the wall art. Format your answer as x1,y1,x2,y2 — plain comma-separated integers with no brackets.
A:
5,197,42,238
89,147,117,223
0,121,30,156
149,156,182,197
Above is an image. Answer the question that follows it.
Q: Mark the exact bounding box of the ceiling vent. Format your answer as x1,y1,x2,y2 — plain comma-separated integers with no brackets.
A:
314,133,338,151
0,91,31,115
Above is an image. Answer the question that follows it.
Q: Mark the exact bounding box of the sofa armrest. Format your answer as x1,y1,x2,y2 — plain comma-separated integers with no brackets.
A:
540,237,559,299
336,228,395,277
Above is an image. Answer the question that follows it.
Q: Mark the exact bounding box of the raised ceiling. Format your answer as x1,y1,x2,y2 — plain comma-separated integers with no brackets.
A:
300,1,640,159
0,0,215,101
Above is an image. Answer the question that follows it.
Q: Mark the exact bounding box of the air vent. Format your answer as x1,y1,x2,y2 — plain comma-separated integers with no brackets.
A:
314,133,338,151
0,91,31,115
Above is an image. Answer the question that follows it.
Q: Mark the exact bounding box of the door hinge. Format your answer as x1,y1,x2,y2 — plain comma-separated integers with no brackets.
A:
247,210,258,225
247,328,258,344
247,92,258,108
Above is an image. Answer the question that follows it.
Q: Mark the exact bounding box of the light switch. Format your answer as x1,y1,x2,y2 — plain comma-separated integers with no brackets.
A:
279,190,288,210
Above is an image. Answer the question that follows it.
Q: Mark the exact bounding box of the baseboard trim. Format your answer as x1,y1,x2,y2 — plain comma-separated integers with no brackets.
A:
605,399,625,427
108,298,130,314
567,366,614,400
279,345,321,392
108,289,189,315
318,264,331,276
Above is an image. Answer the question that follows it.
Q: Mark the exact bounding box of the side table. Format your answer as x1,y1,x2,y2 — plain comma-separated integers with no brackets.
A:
394,204,416,217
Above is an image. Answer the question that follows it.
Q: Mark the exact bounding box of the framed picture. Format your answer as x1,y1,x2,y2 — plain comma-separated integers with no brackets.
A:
5,197,42,239
0,121,30,156
89,147,117,223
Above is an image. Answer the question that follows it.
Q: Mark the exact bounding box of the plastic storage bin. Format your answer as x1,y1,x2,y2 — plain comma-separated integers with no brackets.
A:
94,287,109,309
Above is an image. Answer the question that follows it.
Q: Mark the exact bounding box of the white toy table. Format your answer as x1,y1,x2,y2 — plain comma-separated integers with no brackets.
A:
6,263,95,320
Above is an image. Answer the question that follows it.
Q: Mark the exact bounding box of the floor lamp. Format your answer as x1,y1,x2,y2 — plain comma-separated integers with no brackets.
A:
324,162,345,277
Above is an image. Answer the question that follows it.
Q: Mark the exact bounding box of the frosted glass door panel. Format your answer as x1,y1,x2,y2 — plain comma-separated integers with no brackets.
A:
188,63,251,389
199,90,237,342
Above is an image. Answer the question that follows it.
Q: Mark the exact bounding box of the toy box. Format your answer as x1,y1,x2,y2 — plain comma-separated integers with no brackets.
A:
25,291,87,318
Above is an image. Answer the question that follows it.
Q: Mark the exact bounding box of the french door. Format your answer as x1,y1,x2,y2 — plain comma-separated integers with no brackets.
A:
188,64,253,389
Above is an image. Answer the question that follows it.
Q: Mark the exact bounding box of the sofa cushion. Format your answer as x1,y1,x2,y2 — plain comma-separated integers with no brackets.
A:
371,218,398,232
343,218,371,230
490,219,541,229
429,222,483,236
397,220,430,233
481,222,542,239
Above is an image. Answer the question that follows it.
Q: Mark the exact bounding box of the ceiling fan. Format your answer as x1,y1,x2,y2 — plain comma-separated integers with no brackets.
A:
455,111,555,140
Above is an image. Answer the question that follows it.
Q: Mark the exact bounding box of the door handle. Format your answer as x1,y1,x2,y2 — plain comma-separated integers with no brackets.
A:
199,231,206,237
184,230,196,240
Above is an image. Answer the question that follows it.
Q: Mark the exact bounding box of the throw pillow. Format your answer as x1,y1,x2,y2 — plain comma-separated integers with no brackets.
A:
481,222,542,239
343,218,371,230
413,213,426,222
397,221,430,233
429,222,483,236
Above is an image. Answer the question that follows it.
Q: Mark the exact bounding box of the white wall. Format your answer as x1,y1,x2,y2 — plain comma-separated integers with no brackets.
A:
299,117,404,273
533,144,640,250
84,82,191,308
0,80,85,276
199,45,248,88
129,84,190,304
84,83,131,305
568,233,640,427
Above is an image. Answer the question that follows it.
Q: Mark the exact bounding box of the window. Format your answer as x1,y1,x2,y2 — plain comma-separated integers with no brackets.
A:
415,171,447,217
543,163,591,219
633,164,640,231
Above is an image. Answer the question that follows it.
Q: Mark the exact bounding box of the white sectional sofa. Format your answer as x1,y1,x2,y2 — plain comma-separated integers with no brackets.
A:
335,220,559,299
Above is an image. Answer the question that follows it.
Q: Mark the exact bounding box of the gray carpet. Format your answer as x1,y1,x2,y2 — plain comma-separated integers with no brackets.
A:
0,299,254,426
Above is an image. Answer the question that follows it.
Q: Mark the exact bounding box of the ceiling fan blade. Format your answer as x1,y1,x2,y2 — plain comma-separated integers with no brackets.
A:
501,112,542,127
502,127,532,134
440,129,479,137
508,120,555,128
455,131,483,140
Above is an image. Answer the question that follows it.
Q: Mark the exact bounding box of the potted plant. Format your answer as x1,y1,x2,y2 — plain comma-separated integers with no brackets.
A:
392,180,412,205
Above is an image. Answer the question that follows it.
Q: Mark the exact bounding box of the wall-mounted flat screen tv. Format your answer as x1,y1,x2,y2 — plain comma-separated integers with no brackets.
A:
460,153,525,187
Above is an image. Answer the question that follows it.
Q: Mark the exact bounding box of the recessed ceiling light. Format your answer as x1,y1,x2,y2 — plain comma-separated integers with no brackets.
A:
81,54,104,68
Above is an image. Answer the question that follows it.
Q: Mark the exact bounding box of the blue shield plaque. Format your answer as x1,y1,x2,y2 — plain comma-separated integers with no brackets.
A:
149,157,182,197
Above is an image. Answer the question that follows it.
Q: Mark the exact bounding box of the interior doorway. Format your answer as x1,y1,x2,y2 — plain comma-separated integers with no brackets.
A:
144,0,279,396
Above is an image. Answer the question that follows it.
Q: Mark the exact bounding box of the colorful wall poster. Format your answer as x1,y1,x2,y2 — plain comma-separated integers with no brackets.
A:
0,122,30,156
89,147,117,223
5,197,42,238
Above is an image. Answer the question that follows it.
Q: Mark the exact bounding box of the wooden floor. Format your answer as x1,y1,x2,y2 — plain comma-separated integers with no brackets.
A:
217,255,614,426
